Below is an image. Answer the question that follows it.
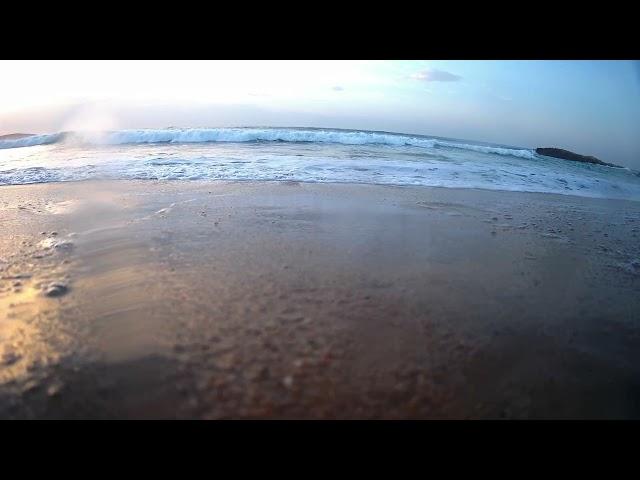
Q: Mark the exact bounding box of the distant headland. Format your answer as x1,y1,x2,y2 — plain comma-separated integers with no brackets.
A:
535,147,621,168
0,133,34,140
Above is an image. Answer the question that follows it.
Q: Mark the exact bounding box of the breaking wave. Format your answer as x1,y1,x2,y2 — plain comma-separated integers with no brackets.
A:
0,133,64,149
0,128,536,159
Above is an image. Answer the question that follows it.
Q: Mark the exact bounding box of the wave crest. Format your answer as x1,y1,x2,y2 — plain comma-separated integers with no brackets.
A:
0,133,64,149
0,128,535,159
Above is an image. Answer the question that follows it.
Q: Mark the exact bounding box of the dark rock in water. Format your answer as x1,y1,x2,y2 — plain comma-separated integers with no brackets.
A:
535,148,620,168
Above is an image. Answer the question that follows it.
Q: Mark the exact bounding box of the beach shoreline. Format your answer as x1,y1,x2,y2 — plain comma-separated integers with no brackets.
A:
1,180,639,419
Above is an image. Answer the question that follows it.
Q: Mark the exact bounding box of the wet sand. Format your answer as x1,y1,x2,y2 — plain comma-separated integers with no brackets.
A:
1,180,639,419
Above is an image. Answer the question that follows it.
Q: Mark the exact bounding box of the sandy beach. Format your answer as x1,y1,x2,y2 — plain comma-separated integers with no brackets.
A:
1,180,639,419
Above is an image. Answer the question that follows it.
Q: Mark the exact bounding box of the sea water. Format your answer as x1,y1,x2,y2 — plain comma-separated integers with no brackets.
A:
1,127,639,201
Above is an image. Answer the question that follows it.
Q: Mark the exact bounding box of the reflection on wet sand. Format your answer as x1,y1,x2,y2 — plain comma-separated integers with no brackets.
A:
0,262,75,419
0,182,186,418
0,284,64,387
74,231,177,363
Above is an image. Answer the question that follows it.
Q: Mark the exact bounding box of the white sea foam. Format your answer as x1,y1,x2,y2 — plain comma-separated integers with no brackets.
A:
99,128,440,148
434,140,536,159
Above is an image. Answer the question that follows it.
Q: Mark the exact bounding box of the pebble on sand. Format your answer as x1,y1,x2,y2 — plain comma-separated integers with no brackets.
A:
44,283,69,297
2,351,21,366
47,381,64,397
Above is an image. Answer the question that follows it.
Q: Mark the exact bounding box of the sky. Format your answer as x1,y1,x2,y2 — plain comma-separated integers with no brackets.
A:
1,60,639,167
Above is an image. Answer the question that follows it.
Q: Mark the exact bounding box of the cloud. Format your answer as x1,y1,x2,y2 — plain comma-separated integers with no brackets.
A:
332,86,344,91
409,69,461,82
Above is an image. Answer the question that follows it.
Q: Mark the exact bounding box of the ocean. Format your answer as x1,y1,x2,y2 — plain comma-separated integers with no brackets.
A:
1,127,639,200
